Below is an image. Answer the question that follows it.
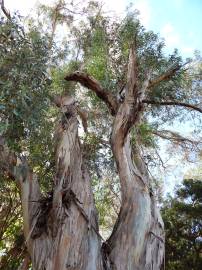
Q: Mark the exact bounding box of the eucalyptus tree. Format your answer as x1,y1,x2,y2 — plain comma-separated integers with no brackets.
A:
0,1,201,270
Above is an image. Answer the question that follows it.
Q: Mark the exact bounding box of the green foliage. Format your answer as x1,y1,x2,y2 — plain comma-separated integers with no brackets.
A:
162,179,202,270
0,14,50,151
0,176,23,269
71,7,194,126
50,60,81,95
92,176,120,235
137,122,157,148
0,14,59,189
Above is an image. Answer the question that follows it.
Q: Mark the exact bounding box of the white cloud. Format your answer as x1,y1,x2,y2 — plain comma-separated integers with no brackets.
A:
133,0,151,27
162,23,173,34
100,0,126,15
161,22,180,47
4,0,54,16
181,47,194,54
161,23,195,57
4,0,127,16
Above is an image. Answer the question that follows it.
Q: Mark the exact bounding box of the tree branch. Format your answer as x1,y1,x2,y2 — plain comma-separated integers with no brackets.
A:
142,99,202,113
152,130,201,151
111,47,142,150
147,63,182,89
65,71,118,115
0,0,11,20
126,46,138,98
0,138,41,245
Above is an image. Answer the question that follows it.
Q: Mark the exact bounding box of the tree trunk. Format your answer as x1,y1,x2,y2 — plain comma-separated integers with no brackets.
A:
0,49,165,270
0,101,104,270
104,48,164,269
25,101,103,270
107,129,164,270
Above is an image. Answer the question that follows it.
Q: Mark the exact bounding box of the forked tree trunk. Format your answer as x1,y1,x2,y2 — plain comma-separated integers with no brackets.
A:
0,49,165,270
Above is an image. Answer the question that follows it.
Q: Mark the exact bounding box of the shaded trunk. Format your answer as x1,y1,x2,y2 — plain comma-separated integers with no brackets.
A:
107,126,164,270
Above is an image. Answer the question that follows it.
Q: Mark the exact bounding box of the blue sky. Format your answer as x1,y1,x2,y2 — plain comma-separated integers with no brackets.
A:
133,0,202,58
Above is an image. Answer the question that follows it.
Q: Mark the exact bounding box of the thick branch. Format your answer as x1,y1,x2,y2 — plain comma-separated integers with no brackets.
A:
143,99,202,113
65,71,118,115
148,63,182,89
110,49,149,201
0,0,11,20
126,47,138,98
111,47,142,152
